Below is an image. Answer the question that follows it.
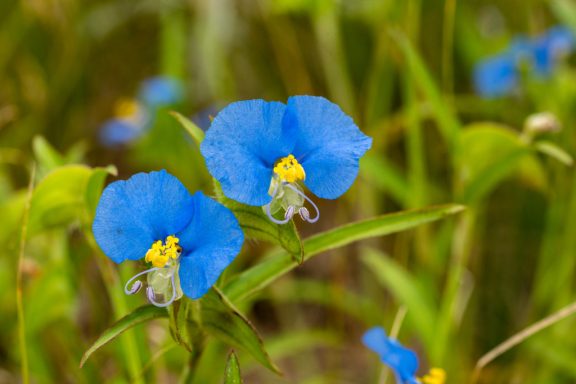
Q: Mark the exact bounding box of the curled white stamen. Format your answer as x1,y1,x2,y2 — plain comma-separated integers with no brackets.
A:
124,267,159,295
285,184,320,223
145,272,178,307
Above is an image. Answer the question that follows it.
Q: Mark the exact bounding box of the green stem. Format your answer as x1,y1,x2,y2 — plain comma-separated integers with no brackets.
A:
16,164,35,384
433,208,476,364
441,0,457,98
84,231,145,384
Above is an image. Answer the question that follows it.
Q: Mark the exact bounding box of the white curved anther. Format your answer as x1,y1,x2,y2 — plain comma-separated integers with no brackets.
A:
145,272,178,307
285,184,320,223
124,267,159,295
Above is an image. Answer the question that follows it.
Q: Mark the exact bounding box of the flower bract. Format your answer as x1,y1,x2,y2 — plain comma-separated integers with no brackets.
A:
92,170,244,306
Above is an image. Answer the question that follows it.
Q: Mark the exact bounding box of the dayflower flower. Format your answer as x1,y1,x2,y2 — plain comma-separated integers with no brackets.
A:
138,76,184,109
92,170,244,307
99,98,150,147
200,95,372,224
474,26,575,98
362,327,445,384
99,76,184,147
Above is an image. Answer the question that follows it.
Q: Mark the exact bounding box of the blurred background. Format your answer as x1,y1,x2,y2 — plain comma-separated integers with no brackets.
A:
2,0,576,383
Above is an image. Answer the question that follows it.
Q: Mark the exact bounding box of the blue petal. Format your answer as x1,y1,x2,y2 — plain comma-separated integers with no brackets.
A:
545,26,575,57
99,118,144,147
177,192,244,299
139,76,184,108
201,99,296,206
473,54,518,98
92,170,195,263
286,96,372,199
362,327,419,383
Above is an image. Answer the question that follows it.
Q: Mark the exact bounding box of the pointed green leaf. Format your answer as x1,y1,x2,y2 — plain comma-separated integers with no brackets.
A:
224,351,243,384
535,141,574,166
29,165,116,233
32,136,65,172
80,305,167,368
361,248,437,346
201,288,281,374
224,204,465,302
170,111,205,147
214,181,304,264
459,124,546,203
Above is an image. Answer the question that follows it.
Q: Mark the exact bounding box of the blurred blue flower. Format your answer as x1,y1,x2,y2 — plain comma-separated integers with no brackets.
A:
92,170,244,306
473,53,518,98
98,99,150,147
474,26,575,98
200,95,372,224
363,327,446,384
139,76,184,108
363,327,420,384
99,76,184,147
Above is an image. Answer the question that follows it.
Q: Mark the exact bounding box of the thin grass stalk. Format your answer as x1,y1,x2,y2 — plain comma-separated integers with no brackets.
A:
471,299,576,383
16,163,35,384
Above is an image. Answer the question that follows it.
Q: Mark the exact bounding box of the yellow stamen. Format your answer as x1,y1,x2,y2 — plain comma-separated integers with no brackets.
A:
273,154,306,183
145,236,181,268
420,368,446,384
114,98,140,118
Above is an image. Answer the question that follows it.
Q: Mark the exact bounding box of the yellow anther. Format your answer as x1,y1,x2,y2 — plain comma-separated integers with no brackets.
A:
273,154,306,183
420,368,446,384
114,98,140,118
145,236,182,268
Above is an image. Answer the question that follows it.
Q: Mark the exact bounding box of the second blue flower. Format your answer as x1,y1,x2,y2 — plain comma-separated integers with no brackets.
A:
200,96,372,224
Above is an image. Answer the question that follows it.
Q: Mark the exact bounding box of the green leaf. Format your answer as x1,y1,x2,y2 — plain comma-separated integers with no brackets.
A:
29,165,116,233
32,136,65,172
224,204,465,302
360,154,410,206
224,351,243,384
361,248,437,346
200,288,281,374
535,141,574,166
392,30,460,147
168,300,194,353
80,305,167,368
458,123,546,203
170,111,205,147
214,181,304,264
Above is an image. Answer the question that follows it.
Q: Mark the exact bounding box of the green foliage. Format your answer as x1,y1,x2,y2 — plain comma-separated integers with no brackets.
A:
224,204,464,302
80,305,168,368
29,165,116,234
224,351,243,384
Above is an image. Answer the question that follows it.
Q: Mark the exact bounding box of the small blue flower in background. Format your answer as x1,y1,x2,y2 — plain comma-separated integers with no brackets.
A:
99,76,184,147
474,26,575,98
473,53,518,98
362,327,446,384
99,98,150,147
92,170,244,306
139,76,184,109
200,95,372,225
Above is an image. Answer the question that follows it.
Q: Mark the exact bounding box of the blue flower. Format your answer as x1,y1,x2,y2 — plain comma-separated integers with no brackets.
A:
474,26,575,98
138,76,184,108
532,26,575,76
363,327,420,384
200,96,372,224
99,99,150,147
92,170,244,306
473,53,519,98
362,327,446,384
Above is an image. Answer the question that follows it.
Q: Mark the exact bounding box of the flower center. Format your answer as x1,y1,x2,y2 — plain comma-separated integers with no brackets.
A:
273,154,306,183
420,368,446,384
114,98,140,118
145,235,182,268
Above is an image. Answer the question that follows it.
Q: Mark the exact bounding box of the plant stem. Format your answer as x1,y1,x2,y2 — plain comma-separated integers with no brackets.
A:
16,163,35,384
471,299,576,383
